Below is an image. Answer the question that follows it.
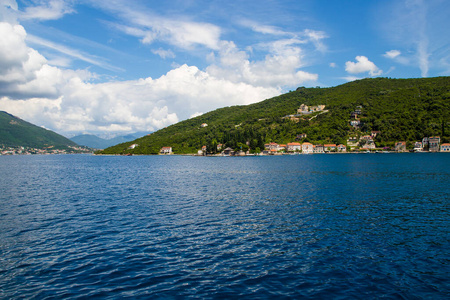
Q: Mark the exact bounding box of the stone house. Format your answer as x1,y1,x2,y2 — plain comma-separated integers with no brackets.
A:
295,133,307,140
313,145,324,153
298,104,309,113
429,136,440,152
395,141,406,152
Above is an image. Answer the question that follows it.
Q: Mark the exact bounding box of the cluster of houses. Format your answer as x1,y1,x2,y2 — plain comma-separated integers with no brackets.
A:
298,104,326,114
395,137,449,152
154,109,450,155
262,142,346,154
347,131,380,150
0,145,91,155
349,106,363,128
192,141,347,156
171,134,450,156
155,130,449,155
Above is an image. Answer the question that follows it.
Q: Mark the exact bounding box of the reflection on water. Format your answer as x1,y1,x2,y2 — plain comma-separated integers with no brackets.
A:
0,154,449,298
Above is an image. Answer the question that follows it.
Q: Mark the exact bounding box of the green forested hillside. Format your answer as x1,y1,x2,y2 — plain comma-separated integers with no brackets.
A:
100,77,450,154
0,111,77,148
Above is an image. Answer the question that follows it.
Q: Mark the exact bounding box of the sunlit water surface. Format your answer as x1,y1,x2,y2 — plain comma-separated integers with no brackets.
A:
0,154,449,299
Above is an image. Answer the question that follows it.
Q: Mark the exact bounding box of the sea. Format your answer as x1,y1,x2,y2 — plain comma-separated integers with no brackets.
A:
0,153,449,299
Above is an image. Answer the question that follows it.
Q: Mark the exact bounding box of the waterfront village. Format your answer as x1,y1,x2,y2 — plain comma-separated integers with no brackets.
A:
0,145,92,155
155,104,450,156
155,136,449,156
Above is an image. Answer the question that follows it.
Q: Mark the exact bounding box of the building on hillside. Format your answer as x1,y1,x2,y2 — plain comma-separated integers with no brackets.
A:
128,144,138,149
283,115,300,122
310,105,326,112
359,135,376,149
295,133,307,141
362,141,376,149
347,137,358,150
200,123,208,128
298,104,309,113
302,142,313,154
217,144,223,151
429,136,440,152
313,144,324,153
350,120,361,128
395,141,406,152
337,144,347,152
160,146,172,154
324,144,337,152
440,143,450,152
287,142,301,152
371,131,381,138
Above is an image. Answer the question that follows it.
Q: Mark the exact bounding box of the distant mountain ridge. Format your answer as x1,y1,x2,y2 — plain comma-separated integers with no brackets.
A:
70,133,149,149
0,111,77,148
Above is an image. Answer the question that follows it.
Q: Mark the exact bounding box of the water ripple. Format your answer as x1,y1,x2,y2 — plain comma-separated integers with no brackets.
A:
0,154,449,299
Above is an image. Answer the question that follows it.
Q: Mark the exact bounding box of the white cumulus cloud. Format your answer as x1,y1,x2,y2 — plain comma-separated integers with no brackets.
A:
0,1,322,137
206,40,318,88
384,50,401,59
0,19,280,136
345,56,382,76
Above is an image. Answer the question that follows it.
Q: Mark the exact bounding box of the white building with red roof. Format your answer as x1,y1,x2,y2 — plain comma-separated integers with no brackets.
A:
302,142,313,154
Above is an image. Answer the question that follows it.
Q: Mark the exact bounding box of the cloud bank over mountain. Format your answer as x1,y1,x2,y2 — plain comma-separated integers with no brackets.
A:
0,0,448,137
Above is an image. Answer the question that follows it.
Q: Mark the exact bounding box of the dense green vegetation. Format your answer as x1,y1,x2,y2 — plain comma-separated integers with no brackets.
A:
100,77,450,155
0,111,77,148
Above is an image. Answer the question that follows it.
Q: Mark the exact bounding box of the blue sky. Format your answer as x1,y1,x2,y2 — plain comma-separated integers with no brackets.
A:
0,0,449,137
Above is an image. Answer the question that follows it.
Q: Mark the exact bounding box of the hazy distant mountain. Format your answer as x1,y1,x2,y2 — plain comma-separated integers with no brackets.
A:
70,133,147,149
0,111,77,148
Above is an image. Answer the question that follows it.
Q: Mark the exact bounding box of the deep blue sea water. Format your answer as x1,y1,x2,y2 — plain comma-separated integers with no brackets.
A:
0,153,449,299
